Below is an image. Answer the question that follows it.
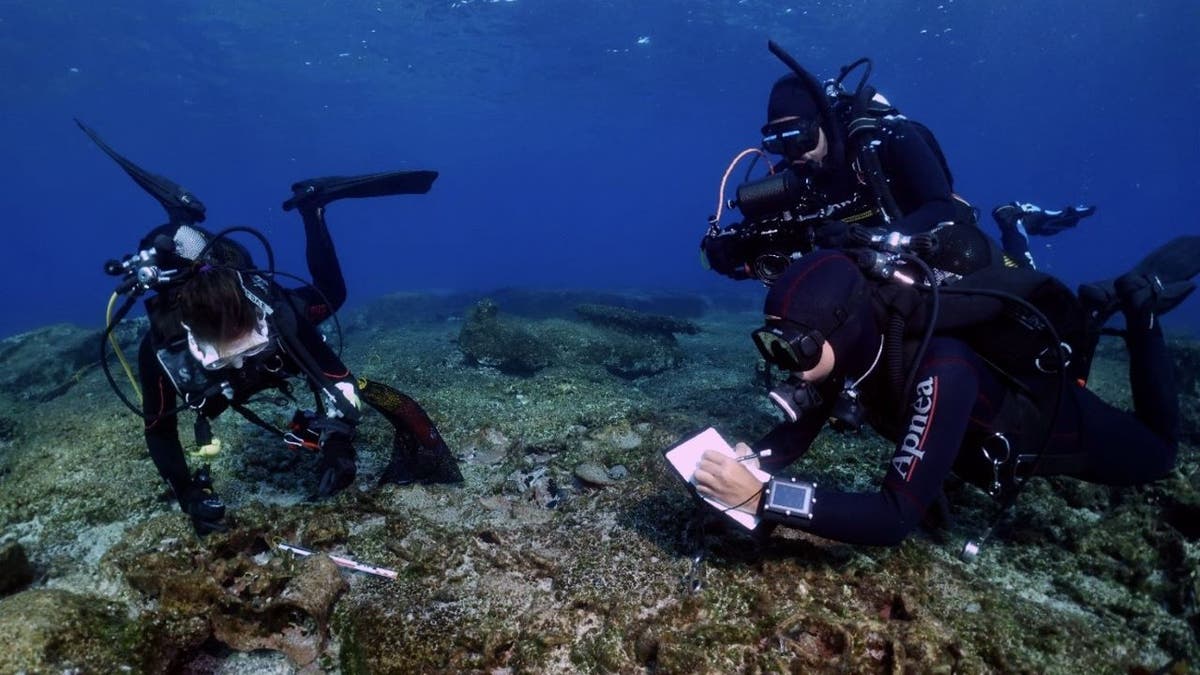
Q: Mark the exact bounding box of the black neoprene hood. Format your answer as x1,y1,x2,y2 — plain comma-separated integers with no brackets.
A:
766,73,821,125
763,251,879,376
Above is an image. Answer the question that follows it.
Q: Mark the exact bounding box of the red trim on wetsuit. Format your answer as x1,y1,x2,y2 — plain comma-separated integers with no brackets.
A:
308,305,331,323
145,377,168,430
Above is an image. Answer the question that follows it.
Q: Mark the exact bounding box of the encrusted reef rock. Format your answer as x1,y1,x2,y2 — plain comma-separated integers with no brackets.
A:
0,322,138,402
350,288,714,330
573,303,699,378
100,508,349,670
589,327,683,379
211,553,346,665
0,588,150,673
457,299,701,379
1,305,1198,673
487,288,711,320
343,290,480,333
458,298,553,375
574,303,700,339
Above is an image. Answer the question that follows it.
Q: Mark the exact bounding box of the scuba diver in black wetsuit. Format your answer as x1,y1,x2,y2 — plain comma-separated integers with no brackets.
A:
992,201,1097,270
699,42,1096,283
85,120,462,535
691,241,1198,549
700,46,980,283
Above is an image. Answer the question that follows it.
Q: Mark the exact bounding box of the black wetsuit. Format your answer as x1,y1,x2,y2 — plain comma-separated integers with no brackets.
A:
139,206,356,500
811,116,963,235
754,320,1178,546
993,203,1097,271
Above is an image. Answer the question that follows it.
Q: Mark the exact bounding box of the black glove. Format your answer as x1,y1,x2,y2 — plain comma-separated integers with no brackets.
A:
181,465,226,536
314,422,357,497
700,229,753,280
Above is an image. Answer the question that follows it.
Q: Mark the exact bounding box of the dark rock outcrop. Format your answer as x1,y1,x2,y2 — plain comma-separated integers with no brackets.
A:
0,542,33,597
458,299,553,375
0,323,139,402
0,589,157,672
573,303,698,378
574,303,700,338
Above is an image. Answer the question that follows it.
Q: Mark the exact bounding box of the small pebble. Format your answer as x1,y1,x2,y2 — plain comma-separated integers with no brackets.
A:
575,462,617,486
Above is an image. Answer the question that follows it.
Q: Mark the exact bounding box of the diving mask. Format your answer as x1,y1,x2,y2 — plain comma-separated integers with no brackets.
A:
751,321,825,372
184,315,271,370
761,118,820,159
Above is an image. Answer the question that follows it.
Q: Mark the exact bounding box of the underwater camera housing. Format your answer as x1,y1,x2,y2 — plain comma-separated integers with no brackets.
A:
734,168,816,222
703,167,829,281
703,42,901,283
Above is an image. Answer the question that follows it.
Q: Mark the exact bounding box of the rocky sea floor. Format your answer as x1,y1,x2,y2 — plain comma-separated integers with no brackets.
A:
0,288,1197,673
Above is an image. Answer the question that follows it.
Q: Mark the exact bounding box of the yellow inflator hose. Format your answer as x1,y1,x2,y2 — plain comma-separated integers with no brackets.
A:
105,291,142,404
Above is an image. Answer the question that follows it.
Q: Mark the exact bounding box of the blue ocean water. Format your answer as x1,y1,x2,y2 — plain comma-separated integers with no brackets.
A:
1,1,1197,339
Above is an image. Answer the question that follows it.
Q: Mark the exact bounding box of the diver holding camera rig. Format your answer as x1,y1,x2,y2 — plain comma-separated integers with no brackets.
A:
699,42,1097,283
86,120,462,536
687,43,1199,552
700,43,978,283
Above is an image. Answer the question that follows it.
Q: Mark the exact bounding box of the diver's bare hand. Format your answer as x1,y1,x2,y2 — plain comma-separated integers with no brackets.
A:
694,447,766,514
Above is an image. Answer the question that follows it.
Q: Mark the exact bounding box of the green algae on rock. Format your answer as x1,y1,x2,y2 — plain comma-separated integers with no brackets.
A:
573,303,700,339
0,300,1196,672
458,298,554,375
0,588,157,673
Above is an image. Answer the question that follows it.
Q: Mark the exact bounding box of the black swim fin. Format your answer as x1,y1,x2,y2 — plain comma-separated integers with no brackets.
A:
75,119,207,226
357,377,463,486
1114,272,1195,320
1079,234,1200,325
282,170,438,212
1132,235,1200,284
